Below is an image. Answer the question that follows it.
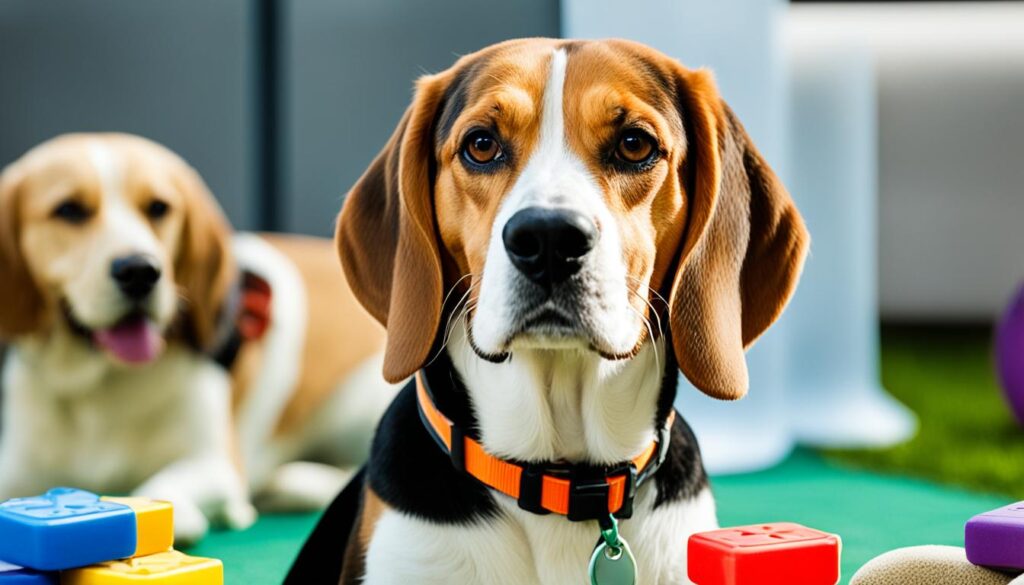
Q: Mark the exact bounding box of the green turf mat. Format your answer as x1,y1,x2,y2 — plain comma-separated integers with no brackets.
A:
714,449,1006,584
189,449,1009,584
827,326,1024,500
187,512,320,584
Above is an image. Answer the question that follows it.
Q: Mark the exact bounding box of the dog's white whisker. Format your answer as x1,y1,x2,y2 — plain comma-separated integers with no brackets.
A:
426,277,481,367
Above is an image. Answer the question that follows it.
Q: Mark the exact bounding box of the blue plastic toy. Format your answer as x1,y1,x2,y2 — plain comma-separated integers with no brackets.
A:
0,562,57,585
0,488,136,571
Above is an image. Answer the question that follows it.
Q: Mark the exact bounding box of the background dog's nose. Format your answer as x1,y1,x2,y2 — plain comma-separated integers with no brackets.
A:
502,207,598,287
110,255,161,299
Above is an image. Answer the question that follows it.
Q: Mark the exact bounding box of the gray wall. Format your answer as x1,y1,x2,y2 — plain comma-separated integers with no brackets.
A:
0,0,258,229
280,0,561,235
787,3,1024,320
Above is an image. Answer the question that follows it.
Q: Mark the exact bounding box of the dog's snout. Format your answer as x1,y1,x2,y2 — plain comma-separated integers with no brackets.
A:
502,207,597,287
110,254,161,300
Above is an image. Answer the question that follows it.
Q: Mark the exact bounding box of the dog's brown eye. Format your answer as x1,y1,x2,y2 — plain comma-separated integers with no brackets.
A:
616,130,656,164
146,199,170,220
463,130,502,165
52,199,91,224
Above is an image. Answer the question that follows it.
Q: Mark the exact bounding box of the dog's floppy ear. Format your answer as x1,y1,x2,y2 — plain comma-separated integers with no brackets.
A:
337,73,450,383
173,163,236,351
669,69,809,400
0,162,45,339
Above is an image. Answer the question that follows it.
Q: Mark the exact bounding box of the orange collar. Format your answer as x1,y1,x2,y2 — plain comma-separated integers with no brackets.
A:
415,371,675,522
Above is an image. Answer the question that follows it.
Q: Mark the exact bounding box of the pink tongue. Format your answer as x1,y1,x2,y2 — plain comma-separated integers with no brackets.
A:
93,317,165,364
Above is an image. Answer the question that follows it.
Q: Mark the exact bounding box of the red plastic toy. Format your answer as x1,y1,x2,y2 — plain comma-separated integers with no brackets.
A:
688,522,841,585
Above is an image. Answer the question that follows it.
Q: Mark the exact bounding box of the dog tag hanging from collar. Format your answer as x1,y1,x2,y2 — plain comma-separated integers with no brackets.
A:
589,515,637,585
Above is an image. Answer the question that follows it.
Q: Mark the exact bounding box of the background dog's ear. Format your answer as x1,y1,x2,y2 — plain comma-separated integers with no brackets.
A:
669,69,809,401
0,163,45,339
336,74,449,384
173,164,236,351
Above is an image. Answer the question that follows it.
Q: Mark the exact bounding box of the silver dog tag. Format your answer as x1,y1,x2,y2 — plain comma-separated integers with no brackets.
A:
588,536,637,585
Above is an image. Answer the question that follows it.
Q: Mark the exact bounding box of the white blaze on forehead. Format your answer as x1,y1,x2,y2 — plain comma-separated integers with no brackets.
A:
538,48,568,159
88,141,123,199
468,47,638,356
86,141,161,258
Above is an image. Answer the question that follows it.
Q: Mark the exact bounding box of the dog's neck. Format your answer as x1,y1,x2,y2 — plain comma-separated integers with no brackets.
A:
446,325,671,466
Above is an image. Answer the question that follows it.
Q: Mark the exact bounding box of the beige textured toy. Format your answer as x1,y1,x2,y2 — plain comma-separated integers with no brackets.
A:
851,545,1024,585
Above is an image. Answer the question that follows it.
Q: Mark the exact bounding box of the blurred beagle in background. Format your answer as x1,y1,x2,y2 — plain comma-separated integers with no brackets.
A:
0,133,398,543
289,38,809,584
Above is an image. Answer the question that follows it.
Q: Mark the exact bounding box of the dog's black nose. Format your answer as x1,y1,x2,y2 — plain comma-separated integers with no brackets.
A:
502,207,597,287
111,255,161,299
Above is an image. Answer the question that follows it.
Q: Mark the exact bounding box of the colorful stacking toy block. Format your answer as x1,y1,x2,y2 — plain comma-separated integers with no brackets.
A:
0,562,57,585
966,501,1024,571
0,489,136,571
688,522,842,585
98,498,173,559
62,551,223,585
0,488,222,584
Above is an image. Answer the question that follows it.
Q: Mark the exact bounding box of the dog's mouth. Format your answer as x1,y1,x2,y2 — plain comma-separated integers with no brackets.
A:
63,303,166,365
467,302,642,363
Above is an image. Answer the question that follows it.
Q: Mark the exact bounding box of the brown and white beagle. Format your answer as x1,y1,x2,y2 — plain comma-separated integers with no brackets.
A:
0,133,398,543
289,38,809,584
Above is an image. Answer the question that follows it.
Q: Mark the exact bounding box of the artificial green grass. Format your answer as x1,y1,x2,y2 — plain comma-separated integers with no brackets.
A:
713,450,1006,585
826,325,1024,500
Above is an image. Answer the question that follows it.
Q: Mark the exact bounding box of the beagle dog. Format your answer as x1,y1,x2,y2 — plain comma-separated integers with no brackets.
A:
0,134,398,543
289,38,808,584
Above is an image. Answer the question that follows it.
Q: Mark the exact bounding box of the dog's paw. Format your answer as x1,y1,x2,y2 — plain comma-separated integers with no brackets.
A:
255,461,354,512
170,497,210,547
218,498,257,531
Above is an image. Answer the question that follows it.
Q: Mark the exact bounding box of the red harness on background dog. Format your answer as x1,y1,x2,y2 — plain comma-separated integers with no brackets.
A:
211,271,273,369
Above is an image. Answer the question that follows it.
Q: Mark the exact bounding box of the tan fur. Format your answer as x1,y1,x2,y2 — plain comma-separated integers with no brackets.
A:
336,82,447,383
0,162,46,336
337,38,808,399
170,159,236,351
261,233,386,435
339,487,389,585
668,73,808,400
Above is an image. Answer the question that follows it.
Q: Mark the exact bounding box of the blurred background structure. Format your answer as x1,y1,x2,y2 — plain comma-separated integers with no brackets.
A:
2,2,1024,581
2,0,1023,465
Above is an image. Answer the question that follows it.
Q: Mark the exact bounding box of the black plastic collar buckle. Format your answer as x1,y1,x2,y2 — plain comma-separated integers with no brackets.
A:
565,464,638,522
517,465,550,516
614,464,639,520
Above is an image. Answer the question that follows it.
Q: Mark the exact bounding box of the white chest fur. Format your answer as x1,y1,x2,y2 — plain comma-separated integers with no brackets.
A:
364,486,717,585
361,328,718,583
0,336,233,496
447,325,667,465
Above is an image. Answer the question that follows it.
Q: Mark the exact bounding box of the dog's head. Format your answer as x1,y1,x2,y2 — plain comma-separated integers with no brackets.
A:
0,133,234,365
338,39,808,400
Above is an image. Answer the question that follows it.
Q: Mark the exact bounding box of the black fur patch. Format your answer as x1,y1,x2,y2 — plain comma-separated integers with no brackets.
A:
435,55,490,147
367,367,499,525
285,468,366,585
653,413,710,509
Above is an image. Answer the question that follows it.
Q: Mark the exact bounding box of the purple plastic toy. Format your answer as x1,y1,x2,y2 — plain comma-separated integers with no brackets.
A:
997,283,1024,425
965,502,1024,570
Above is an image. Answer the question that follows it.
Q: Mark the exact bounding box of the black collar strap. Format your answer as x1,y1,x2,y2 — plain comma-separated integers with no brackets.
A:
416,370,674,523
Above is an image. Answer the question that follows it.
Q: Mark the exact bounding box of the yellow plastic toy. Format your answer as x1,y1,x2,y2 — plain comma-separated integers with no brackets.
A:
101,497,173,558
62,550,223,585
